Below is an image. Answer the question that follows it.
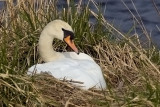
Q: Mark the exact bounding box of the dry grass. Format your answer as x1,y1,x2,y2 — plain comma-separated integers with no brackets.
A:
33,74,108,106
0,0,160,106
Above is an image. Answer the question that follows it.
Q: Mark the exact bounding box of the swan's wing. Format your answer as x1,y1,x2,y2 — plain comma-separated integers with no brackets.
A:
28,58,106,89
63,52,94,61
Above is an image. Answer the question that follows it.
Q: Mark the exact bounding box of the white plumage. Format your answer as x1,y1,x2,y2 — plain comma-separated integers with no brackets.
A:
28,20,106,90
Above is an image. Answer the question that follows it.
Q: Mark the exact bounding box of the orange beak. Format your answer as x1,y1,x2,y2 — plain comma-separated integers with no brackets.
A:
64,36,79,54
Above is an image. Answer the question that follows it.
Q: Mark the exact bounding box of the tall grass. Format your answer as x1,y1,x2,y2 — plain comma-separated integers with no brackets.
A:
0,0,160,106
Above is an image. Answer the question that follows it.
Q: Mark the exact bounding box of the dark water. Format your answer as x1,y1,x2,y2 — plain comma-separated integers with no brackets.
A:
1,0,160,47
58,0,160,48
102,0,160,48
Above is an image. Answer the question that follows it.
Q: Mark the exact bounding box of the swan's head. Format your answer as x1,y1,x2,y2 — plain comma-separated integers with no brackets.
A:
43,19,79,54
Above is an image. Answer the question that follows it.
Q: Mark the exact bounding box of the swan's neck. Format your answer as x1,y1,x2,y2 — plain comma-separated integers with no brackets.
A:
39,31,64,62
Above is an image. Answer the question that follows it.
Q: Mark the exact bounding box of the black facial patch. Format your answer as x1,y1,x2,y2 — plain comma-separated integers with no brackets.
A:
62,28,74,40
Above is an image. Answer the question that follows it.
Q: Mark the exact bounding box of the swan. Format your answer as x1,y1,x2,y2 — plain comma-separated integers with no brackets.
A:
28,20,106,90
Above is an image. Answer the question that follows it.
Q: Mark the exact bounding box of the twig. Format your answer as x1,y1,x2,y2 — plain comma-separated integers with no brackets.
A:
63,78,84,84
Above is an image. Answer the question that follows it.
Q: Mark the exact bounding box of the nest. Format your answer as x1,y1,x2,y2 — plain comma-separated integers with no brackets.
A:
33,73,109,107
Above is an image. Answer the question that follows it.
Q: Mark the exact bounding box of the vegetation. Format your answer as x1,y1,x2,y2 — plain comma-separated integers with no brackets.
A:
0,0,160,106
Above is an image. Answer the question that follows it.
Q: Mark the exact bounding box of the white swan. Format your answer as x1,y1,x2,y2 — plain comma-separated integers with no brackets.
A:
28,20,106,90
